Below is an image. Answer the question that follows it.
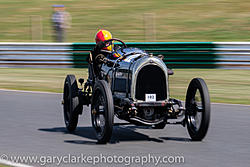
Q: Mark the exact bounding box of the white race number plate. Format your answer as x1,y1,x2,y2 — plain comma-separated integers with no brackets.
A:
145,94,156,102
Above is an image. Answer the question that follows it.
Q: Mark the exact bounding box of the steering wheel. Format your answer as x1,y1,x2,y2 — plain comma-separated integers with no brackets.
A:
104,38,127,50
98,38,127,64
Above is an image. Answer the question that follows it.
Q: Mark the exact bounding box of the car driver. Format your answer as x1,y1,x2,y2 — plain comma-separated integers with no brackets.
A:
87,29,120,82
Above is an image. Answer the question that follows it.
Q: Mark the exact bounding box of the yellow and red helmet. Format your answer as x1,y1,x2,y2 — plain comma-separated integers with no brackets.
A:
95,29,113,51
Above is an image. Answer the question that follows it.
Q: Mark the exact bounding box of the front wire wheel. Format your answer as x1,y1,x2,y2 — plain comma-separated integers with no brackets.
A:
91,80,114,144
185,78,210,141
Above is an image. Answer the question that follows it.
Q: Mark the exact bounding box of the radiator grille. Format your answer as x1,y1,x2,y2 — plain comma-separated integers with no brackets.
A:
135,65,167,101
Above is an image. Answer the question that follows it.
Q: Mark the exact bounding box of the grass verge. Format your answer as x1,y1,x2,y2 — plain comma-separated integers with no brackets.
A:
1,0,250,42
0,68,249,105
0,165,9,167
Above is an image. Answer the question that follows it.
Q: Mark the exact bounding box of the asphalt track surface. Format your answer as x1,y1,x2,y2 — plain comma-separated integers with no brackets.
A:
0,90,250,167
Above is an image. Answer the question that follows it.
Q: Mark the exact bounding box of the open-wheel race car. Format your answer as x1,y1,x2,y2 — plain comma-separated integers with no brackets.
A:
62,38,210,144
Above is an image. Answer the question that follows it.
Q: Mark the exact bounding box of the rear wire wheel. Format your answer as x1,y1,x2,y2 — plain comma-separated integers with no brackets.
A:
63,75,82,132
91,80,114,144
185,78,210,141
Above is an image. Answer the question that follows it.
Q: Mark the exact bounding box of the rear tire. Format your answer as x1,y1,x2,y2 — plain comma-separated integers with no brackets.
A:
185,78,210,141
63,75,82,132
91,80,114,144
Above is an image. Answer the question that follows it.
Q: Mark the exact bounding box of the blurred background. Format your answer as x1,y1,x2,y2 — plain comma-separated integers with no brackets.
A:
0,0,250,42
0,0,249,105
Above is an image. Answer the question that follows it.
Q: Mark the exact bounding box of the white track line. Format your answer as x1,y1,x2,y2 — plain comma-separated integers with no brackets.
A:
211,102,250,107
0,89,61,95
0,159,33,167
0,89,249,107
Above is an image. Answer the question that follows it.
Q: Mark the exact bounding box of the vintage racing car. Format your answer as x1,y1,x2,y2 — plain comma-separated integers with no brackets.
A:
62,38,211,144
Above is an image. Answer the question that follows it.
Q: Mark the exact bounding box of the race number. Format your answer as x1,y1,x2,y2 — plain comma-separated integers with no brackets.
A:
145,94,156,102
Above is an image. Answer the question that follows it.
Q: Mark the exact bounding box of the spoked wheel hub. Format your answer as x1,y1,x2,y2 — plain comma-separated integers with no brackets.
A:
187,90,203,133
92,96,106,138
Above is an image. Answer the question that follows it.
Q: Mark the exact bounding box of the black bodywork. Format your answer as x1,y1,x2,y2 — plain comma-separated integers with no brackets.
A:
81,44,183,126
63,38,211,143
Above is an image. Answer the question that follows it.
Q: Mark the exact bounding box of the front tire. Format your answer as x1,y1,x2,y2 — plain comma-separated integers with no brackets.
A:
91,80,114,144
63,75,82,132
185,78,210,141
